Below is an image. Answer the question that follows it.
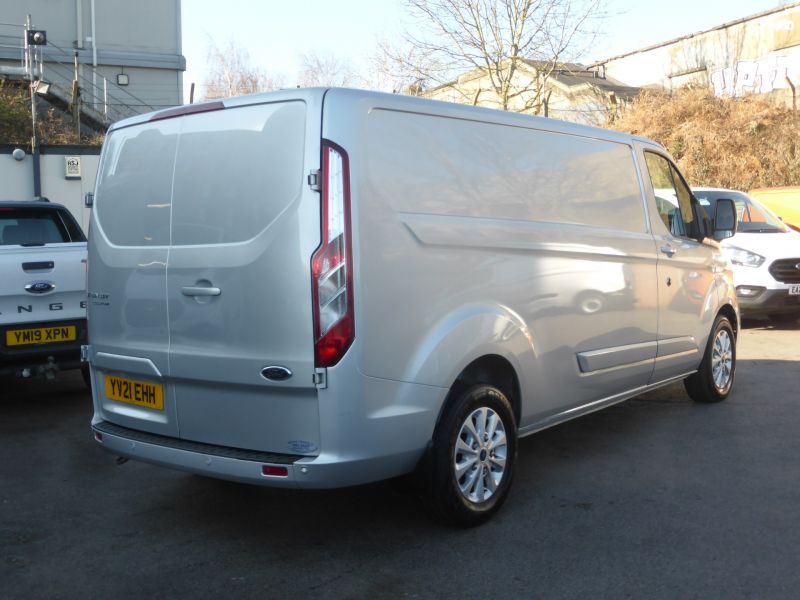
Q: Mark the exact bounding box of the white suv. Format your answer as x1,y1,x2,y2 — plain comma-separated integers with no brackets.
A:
693,188,800,318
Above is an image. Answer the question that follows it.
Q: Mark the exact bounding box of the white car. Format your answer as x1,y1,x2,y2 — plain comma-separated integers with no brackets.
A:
0,199,89,383
693,188,800,318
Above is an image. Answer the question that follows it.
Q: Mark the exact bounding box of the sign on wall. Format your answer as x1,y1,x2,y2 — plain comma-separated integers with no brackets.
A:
65,156,81,179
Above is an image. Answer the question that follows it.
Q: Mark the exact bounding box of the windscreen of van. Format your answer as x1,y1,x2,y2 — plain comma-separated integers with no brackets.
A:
95,102,306,246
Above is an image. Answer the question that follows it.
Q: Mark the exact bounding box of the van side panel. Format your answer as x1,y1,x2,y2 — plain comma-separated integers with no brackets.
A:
325,97,660,426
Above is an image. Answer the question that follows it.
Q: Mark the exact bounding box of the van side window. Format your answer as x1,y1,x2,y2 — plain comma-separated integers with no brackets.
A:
643,152,699,239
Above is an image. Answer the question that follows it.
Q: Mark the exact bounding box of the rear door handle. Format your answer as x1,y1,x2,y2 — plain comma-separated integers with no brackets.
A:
660,245,677,258
181,286,221,297
22,261,54,271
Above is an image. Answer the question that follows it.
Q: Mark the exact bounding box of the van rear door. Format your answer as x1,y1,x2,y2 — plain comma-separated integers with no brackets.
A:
165,100,322,456
90,117,179,436
90,94,324,454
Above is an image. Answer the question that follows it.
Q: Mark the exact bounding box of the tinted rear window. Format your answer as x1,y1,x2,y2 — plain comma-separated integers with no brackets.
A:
94,101,306,247
94,119,180,246
0,208,70,245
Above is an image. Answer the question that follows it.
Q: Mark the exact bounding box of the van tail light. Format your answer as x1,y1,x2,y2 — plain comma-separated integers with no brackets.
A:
311,141,354,368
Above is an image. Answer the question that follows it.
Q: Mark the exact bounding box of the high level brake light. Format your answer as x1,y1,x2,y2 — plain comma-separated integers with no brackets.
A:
311,141,354,368
148,101,224,122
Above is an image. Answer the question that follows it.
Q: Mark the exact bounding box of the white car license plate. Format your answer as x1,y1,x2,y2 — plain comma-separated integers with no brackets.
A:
790,284,800,295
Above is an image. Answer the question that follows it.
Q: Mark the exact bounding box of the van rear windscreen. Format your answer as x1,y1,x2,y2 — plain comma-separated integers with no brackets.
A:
95,102,306,247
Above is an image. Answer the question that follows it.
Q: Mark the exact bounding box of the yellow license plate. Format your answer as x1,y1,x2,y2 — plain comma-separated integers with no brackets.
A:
5,325,77,346
104,375,164,411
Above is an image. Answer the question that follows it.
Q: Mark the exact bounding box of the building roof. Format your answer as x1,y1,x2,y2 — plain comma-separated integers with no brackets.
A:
590,1,800,66
548,70,640,100
424,59,640,99
519,58,586,71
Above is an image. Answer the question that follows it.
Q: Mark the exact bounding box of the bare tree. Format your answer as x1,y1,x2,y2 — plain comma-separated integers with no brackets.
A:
369,37,443,94
202,40,284,100
297,51,358,88
382,0,605,112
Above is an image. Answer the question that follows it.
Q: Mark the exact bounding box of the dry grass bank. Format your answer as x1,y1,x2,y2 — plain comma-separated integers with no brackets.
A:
612,87,800,191
1,80,104,146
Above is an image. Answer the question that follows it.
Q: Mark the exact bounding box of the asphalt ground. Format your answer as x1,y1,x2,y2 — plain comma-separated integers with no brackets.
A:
2,316,799,599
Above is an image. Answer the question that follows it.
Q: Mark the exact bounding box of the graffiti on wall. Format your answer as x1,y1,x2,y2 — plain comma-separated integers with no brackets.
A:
710,55,792,97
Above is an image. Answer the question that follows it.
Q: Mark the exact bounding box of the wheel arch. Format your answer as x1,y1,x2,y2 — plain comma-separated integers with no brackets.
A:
717,303,739,338
436,354,522,429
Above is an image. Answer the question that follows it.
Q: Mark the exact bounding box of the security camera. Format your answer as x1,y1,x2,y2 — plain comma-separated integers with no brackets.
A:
26,30,47,45
12,148,25,161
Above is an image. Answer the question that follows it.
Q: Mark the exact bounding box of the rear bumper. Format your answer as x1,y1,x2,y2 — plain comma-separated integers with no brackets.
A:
89,350,446,489
92,419,427,489
0,318,87,377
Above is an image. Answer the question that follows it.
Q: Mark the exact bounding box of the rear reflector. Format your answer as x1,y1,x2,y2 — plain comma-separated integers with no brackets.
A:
261,465,289,477
149,101,225,122
94,431,103,442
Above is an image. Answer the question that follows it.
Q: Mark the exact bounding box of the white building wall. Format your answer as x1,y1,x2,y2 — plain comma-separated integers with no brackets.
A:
595,4,800,102
1,148,99,232
0,0,184,118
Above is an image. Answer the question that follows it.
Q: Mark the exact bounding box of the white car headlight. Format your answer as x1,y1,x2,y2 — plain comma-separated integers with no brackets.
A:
724,246,765,268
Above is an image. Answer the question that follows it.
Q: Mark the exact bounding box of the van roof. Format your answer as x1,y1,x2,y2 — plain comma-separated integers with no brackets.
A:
110,87,661,151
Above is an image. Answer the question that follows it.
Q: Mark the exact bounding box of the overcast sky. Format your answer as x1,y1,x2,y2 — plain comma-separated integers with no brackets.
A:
180,0,788,100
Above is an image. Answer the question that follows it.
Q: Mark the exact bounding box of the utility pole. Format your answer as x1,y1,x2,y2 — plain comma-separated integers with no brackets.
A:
26,14,41,198
73,51,81,142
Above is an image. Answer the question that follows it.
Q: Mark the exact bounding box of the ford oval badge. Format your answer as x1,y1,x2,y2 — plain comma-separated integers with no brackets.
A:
261,366,293,381
25,281,55,294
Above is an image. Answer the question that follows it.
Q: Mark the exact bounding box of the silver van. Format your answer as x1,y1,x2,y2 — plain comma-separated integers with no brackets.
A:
85,88,739,525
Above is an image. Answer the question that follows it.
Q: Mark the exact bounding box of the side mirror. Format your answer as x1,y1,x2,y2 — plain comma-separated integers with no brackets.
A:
85,192,94,208
713,198,737,240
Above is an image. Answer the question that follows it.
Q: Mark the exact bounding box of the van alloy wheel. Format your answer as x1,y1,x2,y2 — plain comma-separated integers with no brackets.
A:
711,329,733,391
426,384,517,526
684,314,736,403
454,407,507,503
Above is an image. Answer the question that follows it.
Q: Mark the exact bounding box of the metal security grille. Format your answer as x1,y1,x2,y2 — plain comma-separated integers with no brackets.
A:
769,258,800,284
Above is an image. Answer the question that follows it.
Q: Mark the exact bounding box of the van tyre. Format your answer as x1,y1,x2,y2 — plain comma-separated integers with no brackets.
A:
576,290,604,314
426,384,517,527
684,315,736,403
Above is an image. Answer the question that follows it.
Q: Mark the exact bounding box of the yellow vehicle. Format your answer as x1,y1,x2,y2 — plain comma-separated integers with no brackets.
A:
748,187,800,232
